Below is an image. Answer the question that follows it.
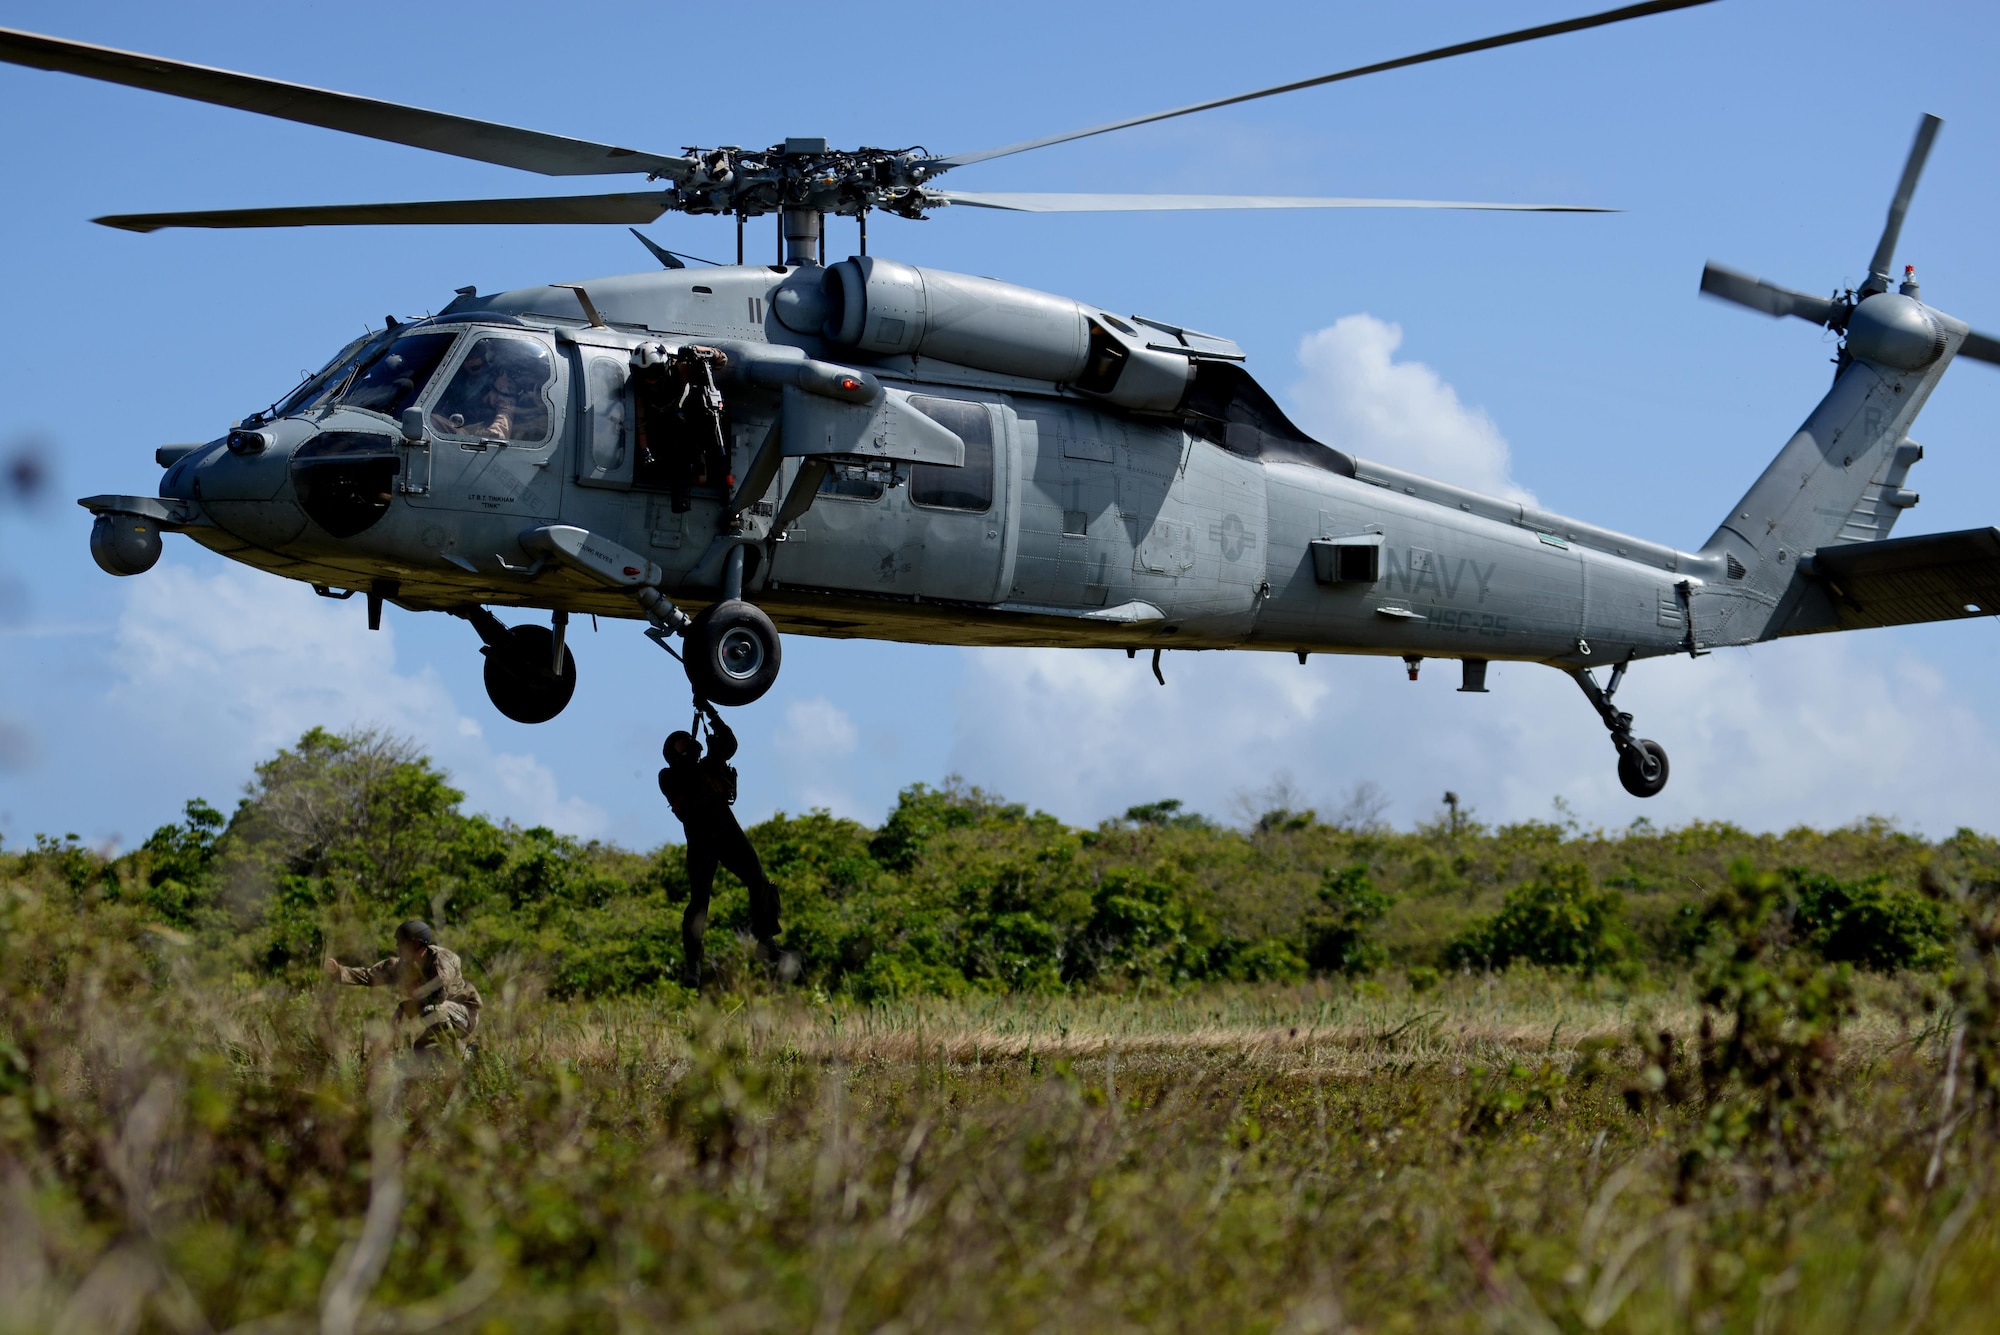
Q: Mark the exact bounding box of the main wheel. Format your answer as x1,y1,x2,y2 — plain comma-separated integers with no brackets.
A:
481,624,577,724
1617,738,1670,798
683,599,782,707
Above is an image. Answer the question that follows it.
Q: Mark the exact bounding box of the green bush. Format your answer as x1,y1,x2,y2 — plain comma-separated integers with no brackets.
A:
1446,862,1628,974
1303,865,1392,976
9,728,1978,1004
1787,869,1950,971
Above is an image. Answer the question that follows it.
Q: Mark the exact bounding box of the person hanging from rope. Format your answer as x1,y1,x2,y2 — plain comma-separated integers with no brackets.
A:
659,697,795,989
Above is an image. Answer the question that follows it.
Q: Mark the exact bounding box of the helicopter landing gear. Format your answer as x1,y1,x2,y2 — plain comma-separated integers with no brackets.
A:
681,600,782,706
671,545,781,707
458,607,578,724
1569,661,1669,798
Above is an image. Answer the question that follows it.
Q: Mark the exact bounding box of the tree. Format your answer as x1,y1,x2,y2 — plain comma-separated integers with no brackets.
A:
1304,864,1392,975
1448,863,1629,974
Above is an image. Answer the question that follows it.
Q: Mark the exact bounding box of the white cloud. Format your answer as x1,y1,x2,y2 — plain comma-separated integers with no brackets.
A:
947,636,1995,836
1289,314,1533,504
784,696,860,759
107,563,608,838
776,695,870,821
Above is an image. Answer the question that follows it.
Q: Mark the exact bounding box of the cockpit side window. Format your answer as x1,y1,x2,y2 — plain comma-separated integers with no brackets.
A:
431,334,557,444
331,332,458,420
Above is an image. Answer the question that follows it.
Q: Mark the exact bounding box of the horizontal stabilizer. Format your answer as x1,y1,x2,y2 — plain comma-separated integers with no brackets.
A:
1781,526,2000,636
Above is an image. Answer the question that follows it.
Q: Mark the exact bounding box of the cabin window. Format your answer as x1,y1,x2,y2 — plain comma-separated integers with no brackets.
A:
908,395,993,512
290,431,400,538
583,357,629,475
430,335,556,444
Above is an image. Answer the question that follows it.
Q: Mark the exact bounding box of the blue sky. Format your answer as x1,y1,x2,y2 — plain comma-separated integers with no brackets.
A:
2,0,1998,850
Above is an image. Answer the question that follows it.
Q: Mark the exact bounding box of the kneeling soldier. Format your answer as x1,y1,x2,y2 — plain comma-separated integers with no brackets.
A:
324,919,482,1051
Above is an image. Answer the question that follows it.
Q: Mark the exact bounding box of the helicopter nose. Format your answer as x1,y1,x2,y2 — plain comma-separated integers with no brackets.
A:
165,420,313,547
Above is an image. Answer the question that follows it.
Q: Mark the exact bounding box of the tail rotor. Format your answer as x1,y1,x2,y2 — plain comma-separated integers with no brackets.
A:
1698,113,2000,369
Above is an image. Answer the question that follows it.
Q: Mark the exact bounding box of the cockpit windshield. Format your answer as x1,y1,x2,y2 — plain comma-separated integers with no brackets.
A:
330,332,459,418
270,330,380,419
273,328,460,422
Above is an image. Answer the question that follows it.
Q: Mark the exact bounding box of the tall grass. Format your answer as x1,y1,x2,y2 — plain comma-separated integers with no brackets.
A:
3,881,1996,1334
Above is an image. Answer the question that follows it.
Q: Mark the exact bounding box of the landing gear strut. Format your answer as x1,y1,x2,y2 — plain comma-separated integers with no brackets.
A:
1570,661,1669,798
642,545,782,707
506,524,786,713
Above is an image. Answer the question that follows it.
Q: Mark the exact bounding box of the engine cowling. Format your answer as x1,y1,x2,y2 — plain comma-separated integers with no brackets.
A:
819,258,1192,411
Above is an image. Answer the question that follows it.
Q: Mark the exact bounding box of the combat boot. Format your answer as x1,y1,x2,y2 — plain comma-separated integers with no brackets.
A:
755,937,801,984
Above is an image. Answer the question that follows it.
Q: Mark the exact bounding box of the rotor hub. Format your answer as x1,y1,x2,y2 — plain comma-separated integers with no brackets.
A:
665,139,943,220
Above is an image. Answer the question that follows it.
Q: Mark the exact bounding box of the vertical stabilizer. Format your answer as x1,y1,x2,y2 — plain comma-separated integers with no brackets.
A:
1687,112,2000,647
1696,312,1963,646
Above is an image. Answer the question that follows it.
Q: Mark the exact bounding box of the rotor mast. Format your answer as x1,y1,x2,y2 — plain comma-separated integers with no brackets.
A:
780,207,822,268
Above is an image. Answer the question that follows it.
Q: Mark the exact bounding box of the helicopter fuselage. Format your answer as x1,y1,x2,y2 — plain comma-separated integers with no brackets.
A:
116,259,1720,678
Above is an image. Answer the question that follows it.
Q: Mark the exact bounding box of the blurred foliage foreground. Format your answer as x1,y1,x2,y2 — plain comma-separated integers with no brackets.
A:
7,729,2000,1330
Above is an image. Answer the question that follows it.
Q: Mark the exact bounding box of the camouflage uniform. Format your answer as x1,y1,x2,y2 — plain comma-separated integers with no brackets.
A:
335,944,483,1047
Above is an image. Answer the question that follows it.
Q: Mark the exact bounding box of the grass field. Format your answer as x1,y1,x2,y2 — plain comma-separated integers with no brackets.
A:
8,732,2000,1332
6,899,1997,1335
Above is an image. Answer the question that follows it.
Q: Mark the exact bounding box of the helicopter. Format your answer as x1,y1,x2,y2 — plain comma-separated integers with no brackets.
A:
12,0,2000,799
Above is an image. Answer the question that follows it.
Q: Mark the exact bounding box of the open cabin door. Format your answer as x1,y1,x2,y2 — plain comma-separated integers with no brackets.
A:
771,390,1012,604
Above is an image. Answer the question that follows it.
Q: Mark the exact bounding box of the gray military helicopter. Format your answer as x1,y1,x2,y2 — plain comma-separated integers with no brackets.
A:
13,0,2000,798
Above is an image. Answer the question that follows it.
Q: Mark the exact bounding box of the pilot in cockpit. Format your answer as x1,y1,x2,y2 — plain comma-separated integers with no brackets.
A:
431,337,551,441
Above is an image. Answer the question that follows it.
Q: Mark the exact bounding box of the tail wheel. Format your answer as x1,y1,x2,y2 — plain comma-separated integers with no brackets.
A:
481,624,577,724
1617,738,1670,799
683,599,782,706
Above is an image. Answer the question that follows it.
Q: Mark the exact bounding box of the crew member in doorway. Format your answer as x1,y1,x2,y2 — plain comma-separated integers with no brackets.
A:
633,345,731,512
660,699,793,988
324,919,483,1052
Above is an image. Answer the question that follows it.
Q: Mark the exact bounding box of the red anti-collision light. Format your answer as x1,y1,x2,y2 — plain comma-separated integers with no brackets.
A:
623,566,640,577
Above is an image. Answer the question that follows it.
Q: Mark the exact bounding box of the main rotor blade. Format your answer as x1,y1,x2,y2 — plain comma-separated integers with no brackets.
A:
1864,113,1943,294
0,26,694,179
933,0,1720,168
936,190,1611,213
1959,330,2000,367
94,193,676,233
1699,262,1843,327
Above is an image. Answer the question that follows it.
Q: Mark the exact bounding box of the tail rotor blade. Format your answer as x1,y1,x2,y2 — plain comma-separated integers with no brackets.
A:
1864,113,1942,294
1700,262,1842,327
1958,330,2000,367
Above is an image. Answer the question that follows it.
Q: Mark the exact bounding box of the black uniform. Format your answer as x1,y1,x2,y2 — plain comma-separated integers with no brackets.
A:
659,712,780,985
